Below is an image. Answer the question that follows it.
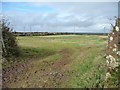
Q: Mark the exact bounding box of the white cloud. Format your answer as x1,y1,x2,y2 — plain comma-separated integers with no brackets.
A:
2,2,118,33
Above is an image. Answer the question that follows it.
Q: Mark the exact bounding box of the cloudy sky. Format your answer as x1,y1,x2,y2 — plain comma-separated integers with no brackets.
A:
2,2,118,33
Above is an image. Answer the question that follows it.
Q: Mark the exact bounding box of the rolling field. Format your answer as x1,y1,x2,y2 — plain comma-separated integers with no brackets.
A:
3,35,108,88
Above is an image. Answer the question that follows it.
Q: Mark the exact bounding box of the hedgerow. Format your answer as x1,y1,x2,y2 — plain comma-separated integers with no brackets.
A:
1,18,19,61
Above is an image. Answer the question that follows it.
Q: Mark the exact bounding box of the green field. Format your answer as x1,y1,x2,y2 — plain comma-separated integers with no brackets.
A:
5,35,109,88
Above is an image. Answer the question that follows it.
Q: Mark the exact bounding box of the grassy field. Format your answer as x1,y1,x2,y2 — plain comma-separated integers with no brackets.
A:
4,35,109,88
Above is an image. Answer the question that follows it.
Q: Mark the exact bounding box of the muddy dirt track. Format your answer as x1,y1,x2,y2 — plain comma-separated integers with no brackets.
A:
2,48,74,88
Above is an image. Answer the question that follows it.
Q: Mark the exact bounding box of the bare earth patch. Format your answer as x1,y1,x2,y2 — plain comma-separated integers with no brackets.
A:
2,60,32,88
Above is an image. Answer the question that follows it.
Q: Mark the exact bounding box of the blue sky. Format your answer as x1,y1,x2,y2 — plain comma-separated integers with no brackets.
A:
2,2,118,33
3,2,56,13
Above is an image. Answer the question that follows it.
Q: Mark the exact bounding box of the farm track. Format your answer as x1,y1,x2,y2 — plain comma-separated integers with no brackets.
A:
2,35,107,88
2,48,75,88
3,46,104,88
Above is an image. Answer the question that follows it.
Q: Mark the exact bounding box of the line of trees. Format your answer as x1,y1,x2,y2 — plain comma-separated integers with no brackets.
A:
13,32,107,36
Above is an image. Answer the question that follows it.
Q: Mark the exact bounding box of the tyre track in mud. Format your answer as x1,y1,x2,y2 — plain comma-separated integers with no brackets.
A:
3,48,74,88
3,46,103,88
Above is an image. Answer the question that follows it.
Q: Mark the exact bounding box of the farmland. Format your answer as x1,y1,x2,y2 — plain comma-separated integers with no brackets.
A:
3,35,108,88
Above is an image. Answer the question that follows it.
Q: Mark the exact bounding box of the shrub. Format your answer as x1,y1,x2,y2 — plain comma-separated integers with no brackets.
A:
1,18,19,60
